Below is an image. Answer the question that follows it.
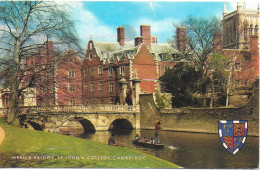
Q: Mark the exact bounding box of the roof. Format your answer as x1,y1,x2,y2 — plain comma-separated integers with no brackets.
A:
93,41,135,61
150,43,180,61
92,41,180,62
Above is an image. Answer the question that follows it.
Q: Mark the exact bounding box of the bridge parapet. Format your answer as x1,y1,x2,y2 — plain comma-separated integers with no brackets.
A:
20,104,140,114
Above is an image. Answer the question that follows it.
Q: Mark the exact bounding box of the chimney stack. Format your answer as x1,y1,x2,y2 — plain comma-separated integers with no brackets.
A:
176,27,186,52
213,33,222,51
117,26,125,45
140,25,151,48
135,36,144,46
152,36,157,43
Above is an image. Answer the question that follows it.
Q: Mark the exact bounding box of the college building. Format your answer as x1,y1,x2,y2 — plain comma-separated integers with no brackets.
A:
0,2,259,108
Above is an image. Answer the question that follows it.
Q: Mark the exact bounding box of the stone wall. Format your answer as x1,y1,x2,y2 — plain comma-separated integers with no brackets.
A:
139,84,259,136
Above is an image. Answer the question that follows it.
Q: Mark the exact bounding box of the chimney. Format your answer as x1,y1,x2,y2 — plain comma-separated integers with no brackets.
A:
213,33,222,51
152,36,157,43
140,25,151,48
249,34,259,55
117,26,125,45
135,36,144,46
176,27,186,52
46,41,54,54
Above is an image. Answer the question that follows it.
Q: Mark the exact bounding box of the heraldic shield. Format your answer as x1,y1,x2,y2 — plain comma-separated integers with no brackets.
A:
218,120,248,155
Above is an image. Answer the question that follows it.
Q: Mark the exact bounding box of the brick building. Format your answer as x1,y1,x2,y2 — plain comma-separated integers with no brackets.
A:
56,50,83,105
0,41,83,107
212,2,259,106
82,25,186,105
221,2,259,84
1,3,258,108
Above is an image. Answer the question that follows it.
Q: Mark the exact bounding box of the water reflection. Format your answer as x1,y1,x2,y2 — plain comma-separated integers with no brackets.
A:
74,130,259,169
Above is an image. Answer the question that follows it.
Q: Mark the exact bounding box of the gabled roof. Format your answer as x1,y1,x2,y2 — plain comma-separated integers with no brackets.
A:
150,43,180,60
93,41,135,60
92,41,180,62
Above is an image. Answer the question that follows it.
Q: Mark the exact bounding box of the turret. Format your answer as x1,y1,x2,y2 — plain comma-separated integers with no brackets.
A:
223,2,227,17
237,1,242,12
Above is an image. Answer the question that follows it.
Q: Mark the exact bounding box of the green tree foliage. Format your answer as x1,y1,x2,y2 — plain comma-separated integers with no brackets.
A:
207,53,229,106
155,91,167,109
169,15,224,107
159,63,202,107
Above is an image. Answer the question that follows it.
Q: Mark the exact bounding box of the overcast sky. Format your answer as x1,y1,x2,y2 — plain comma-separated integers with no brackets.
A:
66,1,259,47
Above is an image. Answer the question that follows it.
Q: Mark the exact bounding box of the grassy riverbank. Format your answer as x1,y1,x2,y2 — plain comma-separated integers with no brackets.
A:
0,118,179,168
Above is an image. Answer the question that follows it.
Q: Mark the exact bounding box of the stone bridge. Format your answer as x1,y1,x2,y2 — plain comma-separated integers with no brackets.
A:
10,104,140,133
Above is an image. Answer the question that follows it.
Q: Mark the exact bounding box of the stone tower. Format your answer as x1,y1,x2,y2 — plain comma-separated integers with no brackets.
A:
222,1,259,49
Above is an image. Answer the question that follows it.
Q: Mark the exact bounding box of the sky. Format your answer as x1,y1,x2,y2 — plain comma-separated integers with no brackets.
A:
66,1,259,47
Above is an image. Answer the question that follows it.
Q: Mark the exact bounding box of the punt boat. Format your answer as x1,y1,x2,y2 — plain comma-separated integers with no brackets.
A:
132,139,164,149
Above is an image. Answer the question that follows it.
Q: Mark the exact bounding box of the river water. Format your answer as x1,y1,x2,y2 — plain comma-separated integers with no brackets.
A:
74,130,259,169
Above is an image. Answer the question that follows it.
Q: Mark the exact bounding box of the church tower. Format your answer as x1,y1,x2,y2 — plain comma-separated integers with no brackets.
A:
222,1,259,49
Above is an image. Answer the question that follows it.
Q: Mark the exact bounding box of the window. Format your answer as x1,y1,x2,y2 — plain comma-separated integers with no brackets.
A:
68,58,74,63
109,82,114,92
84,83,88,91
109,99,114,105
69,99,76,105
23,57,27,65
89,54,93,61
51,84,55,93
90,82,95,91
98,66,103,75
99,99,104,104
84,69,88,77
108,68,113,77
249,25,253,35
120,66,125,76
235,63,240,71
244,26,248,41
99,82,103,91
90,68,94,76
255,25,258,35
69,84,76,92
68,70,75,78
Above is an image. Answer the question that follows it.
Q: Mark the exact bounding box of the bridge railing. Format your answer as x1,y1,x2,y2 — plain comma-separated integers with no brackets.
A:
19,104,140,114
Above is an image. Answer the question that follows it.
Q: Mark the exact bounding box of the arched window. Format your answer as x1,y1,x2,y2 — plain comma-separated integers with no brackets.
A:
229,25,233,43
249,25,253,35
244,26,248,41
89,42,93,50
255,25,258,35
89,54,93,61
225,27,228,44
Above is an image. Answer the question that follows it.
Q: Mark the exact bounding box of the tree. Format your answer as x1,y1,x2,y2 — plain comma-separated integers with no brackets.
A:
0,1,81,125
207,53,229,107
159,62,202,107
175,15,222,67
171,15,222,107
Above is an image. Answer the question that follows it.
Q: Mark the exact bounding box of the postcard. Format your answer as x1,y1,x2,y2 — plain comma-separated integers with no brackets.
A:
0,0,259,169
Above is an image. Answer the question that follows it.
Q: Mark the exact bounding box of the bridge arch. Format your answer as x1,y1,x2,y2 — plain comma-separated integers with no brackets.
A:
60,117,96,134
108,118,134,131
74,117,96,134
26,121,43,131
